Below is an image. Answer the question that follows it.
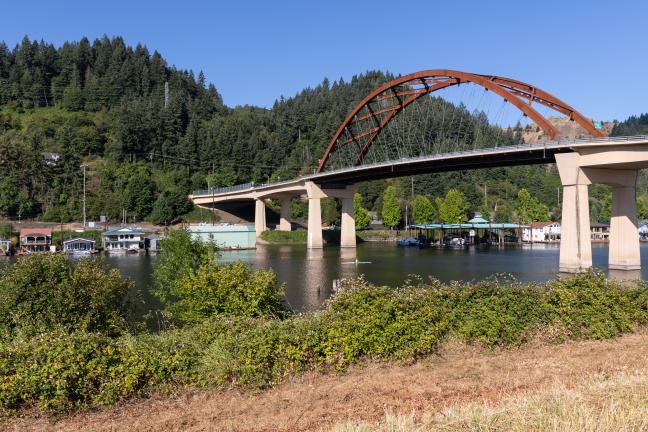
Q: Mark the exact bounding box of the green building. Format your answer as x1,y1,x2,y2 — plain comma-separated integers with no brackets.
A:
188,224,256,250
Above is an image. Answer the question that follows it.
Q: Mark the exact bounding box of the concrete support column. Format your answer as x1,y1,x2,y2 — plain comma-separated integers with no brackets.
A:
279,199,292,231
609,185,640,270
559,184,592,272
555,153,592,273
307,197,323,249
340,196,356,248
254,199,267,237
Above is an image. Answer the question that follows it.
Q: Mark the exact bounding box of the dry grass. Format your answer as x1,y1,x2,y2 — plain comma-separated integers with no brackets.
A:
332,371,648,432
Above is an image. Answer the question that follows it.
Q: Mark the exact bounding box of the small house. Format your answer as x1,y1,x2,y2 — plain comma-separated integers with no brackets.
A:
19,227,52,253
522,221,561,242
590,222,610,241
102,227,145,253
188,224,256,249
63,238,96,255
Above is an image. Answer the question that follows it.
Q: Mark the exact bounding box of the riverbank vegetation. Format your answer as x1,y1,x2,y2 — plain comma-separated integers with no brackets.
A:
260,229,308,244
0,242,646,416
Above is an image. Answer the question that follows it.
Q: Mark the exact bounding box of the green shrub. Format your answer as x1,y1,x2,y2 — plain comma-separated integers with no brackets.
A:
0,254,132,338
0,331,148,414
1,270,647,416
545,272,644,339
174,261,290,323
154,230,289,323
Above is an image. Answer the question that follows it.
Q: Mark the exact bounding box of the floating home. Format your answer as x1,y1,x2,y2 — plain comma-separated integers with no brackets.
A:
63,238,97,255
19,227,53,253
188,224,256,249
102,227,145,253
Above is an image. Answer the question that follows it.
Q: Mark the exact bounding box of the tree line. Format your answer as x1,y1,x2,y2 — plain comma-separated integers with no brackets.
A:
1,36,648,225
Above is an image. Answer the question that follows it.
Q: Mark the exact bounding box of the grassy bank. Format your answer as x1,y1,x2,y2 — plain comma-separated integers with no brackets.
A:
0,261,647,416
260,229,308,243
333,371,648,431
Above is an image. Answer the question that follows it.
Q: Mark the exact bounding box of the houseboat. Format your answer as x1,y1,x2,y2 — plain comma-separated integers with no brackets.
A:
102,227,145,254
63,238,97,255
0,239,13,256
19,228,53,253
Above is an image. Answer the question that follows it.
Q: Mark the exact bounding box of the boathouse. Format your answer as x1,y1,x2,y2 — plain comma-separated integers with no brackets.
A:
19,227,52,253
188,224,256,249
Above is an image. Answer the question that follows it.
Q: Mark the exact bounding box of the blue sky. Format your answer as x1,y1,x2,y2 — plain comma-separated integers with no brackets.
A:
3,0,647,120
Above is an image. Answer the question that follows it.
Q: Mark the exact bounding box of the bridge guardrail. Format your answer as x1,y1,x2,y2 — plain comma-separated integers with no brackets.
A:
192,135,648,197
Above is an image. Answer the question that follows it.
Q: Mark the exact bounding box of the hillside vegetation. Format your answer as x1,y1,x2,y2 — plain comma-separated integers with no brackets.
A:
1,36,648,224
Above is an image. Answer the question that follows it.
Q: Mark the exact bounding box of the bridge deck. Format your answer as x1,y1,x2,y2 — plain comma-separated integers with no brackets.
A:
191,135,648,199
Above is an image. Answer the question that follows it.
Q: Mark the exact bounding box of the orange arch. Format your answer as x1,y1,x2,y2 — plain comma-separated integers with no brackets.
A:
317,70,605,172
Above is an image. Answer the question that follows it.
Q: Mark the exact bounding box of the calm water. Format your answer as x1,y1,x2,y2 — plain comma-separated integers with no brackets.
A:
106,242,648,314
4,243,648,316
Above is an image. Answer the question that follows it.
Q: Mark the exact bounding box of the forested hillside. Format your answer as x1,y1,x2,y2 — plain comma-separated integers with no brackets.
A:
1,36,647,225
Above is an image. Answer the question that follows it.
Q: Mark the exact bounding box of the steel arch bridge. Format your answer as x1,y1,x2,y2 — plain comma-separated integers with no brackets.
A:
317,69,606,173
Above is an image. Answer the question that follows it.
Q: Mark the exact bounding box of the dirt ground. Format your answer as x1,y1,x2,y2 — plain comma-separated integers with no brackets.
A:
3,329,648,432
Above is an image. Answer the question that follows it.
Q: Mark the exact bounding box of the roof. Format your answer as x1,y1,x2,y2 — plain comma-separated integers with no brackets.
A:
188,224,255,233
20,227,52,236
591,222,610,228
467,216,489,223
63,238,95,244
145,234,163,240
411,223,528,230
528,221,558,229
103,227,145,236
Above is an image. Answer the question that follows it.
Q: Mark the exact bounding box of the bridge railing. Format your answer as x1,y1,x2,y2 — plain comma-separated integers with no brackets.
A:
192,182,253,197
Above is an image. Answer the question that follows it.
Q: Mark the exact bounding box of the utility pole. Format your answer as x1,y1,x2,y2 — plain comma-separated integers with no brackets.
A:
411,177,414,198
484,184,488,207
164,82,169,109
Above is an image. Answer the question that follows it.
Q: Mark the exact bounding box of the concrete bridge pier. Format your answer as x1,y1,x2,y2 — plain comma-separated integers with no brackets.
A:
305,182,356,249
254,198,267,237
556,152,641,274
609,179,640,270
279,199,292,231
556,153,592,273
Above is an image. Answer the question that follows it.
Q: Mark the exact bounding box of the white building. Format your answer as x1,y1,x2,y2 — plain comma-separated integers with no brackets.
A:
102,227,145,253
522,221,561,242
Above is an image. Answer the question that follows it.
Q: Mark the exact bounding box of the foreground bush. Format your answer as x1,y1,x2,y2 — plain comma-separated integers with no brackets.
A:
0,272,646,415
153,230,289,323
0,254,132,338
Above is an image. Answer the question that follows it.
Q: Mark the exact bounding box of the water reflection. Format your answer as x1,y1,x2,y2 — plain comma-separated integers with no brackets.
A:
3,242,648,315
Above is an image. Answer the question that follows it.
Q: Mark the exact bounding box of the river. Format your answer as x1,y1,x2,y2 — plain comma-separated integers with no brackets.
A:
4,243,648,317
104,242,648,314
